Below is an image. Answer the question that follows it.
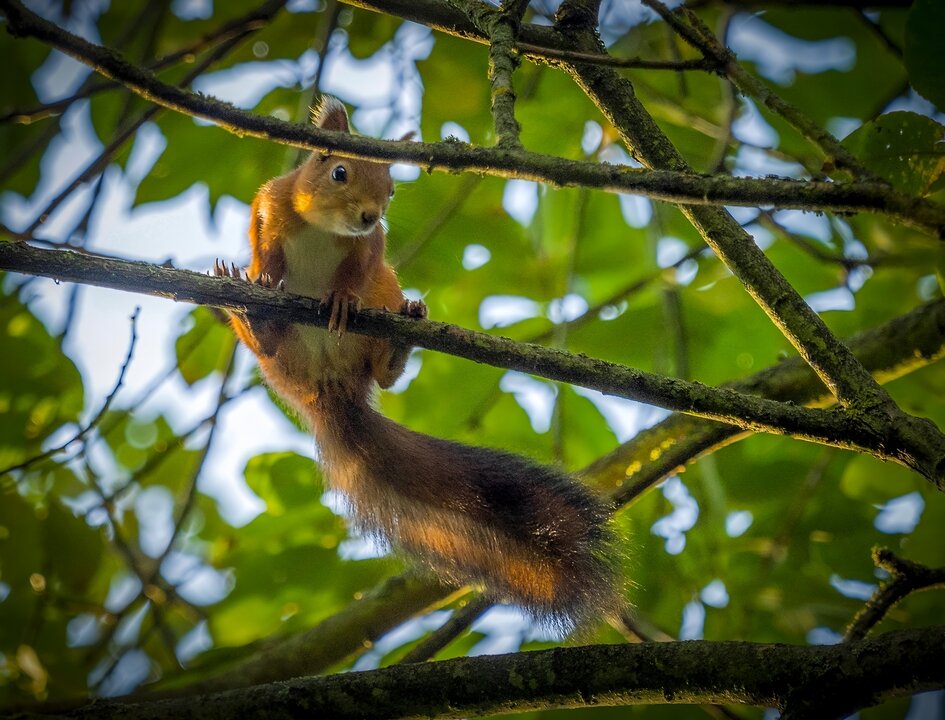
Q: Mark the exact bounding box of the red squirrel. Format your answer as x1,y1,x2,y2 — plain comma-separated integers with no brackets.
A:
214,97,621,630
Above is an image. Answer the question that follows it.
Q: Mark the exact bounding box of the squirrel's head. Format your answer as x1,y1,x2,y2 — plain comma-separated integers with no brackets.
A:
292,97,397,237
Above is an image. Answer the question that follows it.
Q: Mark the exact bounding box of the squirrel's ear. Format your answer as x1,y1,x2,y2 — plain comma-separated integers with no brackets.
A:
398,130,416,142
312,96,350,133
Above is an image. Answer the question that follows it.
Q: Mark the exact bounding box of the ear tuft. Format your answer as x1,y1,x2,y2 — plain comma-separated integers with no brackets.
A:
312,96,350,133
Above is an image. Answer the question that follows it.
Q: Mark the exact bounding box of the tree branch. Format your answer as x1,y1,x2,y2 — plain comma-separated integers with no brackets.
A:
398,594,491,664
28,628,945,719
4,240,942,484
2,0,944,237
450,0,530,149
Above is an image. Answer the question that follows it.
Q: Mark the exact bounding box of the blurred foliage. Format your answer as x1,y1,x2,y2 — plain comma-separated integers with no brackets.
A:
1,1,943,718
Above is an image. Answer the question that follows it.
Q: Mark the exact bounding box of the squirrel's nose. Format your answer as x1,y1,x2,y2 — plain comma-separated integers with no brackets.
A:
361,209,379,227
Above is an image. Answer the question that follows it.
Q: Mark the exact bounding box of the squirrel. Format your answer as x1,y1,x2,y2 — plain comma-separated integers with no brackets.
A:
214,96,621,631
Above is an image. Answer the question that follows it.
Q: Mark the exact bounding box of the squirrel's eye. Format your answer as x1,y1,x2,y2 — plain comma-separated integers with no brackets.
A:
389,187,395,198
331,165,347,182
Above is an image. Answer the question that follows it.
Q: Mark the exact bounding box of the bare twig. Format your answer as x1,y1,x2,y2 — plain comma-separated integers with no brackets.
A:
16,0,288,239
515,42,719,71
289,0,342,168
399,594,492,664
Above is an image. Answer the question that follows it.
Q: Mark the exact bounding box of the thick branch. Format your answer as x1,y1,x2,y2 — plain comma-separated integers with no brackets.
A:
2,0,944,237
4,241,943,482
451,0,529,149
29,628,945,719
399,594,492,664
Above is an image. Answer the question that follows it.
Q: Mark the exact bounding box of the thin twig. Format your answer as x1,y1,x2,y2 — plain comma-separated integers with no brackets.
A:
529,244,710,344
149,346,239,577
853,7,902,58
289,0,342,168
399,595,492,664
515,42,719,71
0,0,283,125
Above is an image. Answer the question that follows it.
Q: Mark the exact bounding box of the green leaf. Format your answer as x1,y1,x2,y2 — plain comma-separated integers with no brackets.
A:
243,451,323,516
175,307,236,386
0,31,50,198
0,290,84,471
347,9,403,60
758,8,906,128
904,0,945,112
417,34,493,144
43,501,104,596
842,112,945,196
840,454,920,504
135,87,293,211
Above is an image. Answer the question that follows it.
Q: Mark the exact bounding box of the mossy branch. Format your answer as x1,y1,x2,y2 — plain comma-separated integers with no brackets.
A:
18,628,945,719
4,240,944,483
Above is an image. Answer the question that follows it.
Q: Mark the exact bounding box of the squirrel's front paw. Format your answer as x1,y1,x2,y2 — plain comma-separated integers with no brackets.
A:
212,259,244,281
321,289,362,336
399,298,428,320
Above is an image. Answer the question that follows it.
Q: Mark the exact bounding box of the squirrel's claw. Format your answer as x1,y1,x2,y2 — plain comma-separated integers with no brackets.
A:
213,258,234,278
213,260,250,282
322,289,361,336
400,298,428,320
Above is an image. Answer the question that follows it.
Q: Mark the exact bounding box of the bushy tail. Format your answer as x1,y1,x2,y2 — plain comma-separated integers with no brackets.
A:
308,391,622,631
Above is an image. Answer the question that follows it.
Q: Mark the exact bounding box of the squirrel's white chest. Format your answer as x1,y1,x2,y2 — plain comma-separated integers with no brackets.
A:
280,224,363,374
282,224,348,298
